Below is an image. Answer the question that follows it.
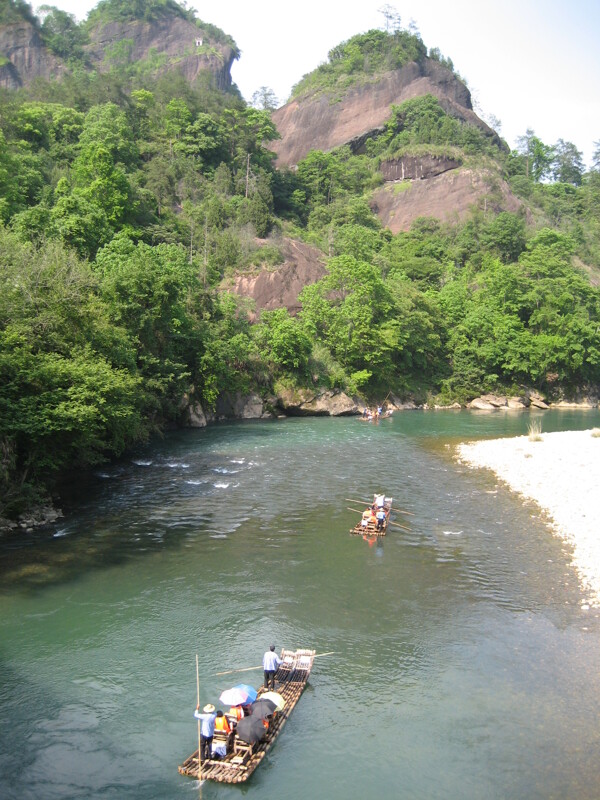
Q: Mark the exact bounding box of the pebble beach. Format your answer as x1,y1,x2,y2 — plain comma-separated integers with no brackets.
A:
457,428,600,606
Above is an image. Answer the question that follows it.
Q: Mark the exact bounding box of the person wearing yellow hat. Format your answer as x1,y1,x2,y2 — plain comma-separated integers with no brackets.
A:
193,702,217,761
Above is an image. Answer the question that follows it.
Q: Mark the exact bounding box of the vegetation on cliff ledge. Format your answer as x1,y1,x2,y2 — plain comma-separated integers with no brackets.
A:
292,27,428,99
0,0,599,517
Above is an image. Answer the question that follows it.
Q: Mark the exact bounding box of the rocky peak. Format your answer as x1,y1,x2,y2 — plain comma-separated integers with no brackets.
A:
0,3,236,90
271,57,501,168
85,15,236,89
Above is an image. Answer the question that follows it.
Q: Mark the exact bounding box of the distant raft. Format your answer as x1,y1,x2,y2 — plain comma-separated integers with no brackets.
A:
350,496,393,536
178,648,315,784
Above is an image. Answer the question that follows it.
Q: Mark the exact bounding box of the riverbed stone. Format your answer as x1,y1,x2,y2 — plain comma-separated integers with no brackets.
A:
467,397,497,410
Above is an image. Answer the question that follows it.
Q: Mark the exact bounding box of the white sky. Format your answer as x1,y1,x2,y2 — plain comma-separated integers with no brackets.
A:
40,0,599,168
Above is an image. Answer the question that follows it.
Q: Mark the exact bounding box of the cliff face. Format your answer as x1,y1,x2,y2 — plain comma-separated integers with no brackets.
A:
0,21,66,89
85,16,236,89
227,238,327,320
0,14,235,90
370,168,525,234
271,58,501,167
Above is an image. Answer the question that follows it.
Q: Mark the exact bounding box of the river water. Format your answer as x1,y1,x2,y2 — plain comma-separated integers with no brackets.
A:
1,410,600,800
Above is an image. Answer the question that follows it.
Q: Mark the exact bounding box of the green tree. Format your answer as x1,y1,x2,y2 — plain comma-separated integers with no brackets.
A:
552,139,584,186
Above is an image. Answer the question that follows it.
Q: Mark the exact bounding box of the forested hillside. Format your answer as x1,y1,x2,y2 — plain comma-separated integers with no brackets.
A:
1,0,599,520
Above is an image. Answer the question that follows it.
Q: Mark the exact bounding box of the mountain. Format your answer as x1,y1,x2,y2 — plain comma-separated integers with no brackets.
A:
0,0,237,90
271,58,502,167
270,46,523,233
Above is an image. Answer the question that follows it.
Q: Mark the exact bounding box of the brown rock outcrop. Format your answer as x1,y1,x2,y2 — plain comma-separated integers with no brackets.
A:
271,59,501,167
0,21,66,89
370,167,524,233
228,238,327,320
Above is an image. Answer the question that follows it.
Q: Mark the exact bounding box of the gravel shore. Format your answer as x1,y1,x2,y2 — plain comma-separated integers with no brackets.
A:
457,428,600,606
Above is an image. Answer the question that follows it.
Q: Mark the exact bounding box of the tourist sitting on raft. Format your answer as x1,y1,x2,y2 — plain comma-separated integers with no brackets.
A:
229,706,247,722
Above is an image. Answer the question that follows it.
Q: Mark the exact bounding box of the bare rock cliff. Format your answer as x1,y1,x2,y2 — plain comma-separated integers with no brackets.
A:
0,21,66,89
227,238,327,320
370,167,525,233
271,59,501,167
85,17,236,88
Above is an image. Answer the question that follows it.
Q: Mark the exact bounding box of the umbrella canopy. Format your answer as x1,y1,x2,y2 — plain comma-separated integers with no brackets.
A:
260,691,285,711
219,686,249,706
249,698,277,719
233,683,258,703
235,715,267,744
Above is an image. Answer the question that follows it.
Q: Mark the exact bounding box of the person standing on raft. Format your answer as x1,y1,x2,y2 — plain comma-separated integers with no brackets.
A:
263,645,281,690
193,703,217,761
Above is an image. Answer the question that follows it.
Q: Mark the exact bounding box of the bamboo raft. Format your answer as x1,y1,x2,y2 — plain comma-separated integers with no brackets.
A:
178,648,315,784
350,496,393,536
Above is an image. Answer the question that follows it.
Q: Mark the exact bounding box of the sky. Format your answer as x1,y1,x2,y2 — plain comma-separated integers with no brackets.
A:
39,0,599,168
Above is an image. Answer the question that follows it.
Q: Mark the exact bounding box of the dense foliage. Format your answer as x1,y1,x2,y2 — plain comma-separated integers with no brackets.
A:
292,28,427,99
1,0,599,517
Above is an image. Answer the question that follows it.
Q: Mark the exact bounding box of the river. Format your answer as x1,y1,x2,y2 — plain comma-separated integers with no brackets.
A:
1,409,600,799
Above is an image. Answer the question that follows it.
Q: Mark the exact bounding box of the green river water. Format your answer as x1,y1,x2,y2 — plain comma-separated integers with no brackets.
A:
1,409,600,800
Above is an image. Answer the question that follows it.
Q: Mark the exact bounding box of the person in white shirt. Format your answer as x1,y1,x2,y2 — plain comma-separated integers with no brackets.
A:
263,645,281,689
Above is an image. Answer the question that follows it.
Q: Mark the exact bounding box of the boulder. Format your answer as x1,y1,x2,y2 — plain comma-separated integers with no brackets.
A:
276,388,359,416
507,397,529,409
187,402,208,428
215,392,268,419
480,394,507,408
528,393,549,410
467,397,497,410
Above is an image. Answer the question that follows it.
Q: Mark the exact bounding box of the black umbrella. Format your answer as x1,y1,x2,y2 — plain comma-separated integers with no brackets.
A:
236,715,267,744
249,698,277,719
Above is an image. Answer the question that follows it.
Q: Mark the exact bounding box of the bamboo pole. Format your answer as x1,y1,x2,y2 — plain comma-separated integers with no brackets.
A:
388,519,411,532
196,653,202,783
215,652,335,677
345,499,414,515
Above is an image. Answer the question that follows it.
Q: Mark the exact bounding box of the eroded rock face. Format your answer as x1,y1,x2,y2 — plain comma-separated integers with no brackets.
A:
370,168,524,233
271,59,501,167
0,21,66,89
228,238,327,319
85,17,236,88
380,154,461,182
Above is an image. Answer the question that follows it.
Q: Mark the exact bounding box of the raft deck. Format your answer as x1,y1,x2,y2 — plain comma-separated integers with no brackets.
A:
350,497,393,537
178,648,315,784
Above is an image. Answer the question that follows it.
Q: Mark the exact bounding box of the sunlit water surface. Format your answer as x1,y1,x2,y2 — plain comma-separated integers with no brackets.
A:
2,410,600,800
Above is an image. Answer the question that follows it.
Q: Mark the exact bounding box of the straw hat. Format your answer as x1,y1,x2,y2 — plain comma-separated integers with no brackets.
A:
203,703,216,713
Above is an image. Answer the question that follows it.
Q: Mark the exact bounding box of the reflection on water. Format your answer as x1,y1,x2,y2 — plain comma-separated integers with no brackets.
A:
1,410,600,800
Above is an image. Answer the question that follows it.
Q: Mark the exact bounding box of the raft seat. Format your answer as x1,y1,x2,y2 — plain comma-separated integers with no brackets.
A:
233,737,254,759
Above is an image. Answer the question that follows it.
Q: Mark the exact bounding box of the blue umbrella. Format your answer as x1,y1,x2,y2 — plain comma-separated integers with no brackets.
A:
233,683,258,703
